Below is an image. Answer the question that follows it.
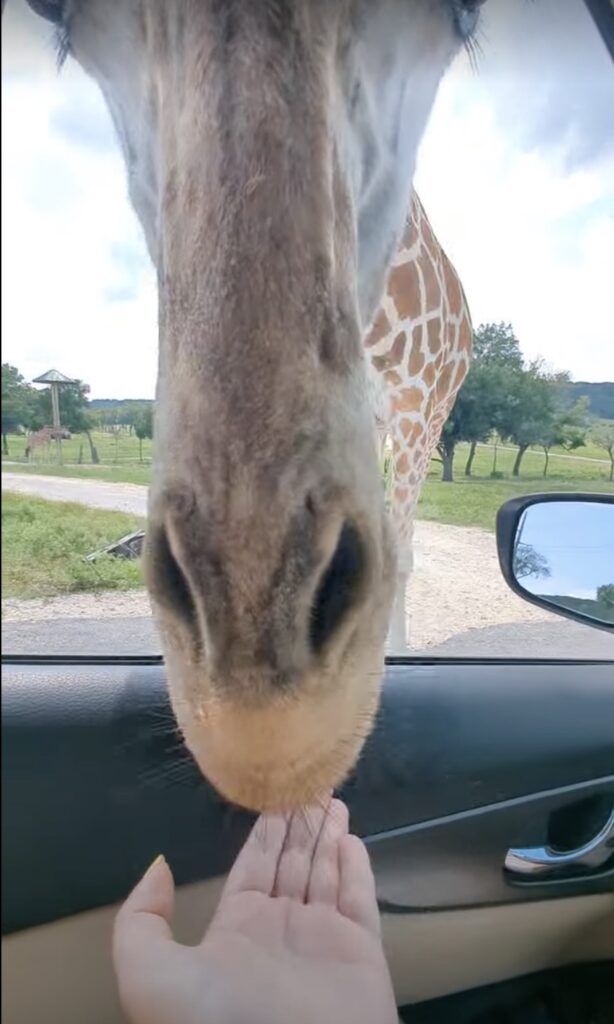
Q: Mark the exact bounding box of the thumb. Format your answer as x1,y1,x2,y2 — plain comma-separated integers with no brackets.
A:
113,855,176,984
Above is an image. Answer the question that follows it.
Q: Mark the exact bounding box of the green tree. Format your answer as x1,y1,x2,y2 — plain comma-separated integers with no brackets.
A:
538,396,589,478
133,406,154,462
437,323,525,482
597,584,614,608
506,362,562,477
591,419,614,482
513,542,551,582
437,365,496,482
463,324,525,477
471,322,524,371
1,363,37,455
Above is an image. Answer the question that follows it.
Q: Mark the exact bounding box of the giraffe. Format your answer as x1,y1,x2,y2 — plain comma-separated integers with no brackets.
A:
367,194,473,650
21,0,486,811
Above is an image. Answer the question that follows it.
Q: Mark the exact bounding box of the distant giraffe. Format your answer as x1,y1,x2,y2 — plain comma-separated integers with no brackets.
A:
366,194,473,649
25,426,60,461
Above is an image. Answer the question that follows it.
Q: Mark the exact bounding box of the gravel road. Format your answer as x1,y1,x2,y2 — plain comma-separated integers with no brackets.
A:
2,472,148,516
3,472,613,657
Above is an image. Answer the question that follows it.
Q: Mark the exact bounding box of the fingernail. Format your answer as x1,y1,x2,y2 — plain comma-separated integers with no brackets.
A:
144,854,165,878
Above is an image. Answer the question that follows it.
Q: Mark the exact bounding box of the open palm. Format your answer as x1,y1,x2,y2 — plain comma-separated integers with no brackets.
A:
114,800,398,1024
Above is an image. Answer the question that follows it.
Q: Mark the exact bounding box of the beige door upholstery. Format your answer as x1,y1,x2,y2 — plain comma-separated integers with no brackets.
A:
3,878,613,1024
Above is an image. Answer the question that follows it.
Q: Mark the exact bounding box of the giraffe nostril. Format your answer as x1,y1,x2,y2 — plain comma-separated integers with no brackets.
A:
309,522,366,653
146,524,198,629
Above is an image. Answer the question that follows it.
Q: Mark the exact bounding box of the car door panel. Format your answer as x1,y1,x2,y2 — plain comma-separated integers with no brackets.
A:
3,884,612,1024
3,660,613,936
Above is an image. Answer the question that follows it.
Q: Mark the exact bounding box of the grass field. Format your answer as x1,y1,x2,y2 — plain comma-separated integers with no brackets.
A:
2,428,153,466
2,493,145,601
1,462,152,486
2,432,613,600
417,476,613,531
3,428,612,472
447,442,612,483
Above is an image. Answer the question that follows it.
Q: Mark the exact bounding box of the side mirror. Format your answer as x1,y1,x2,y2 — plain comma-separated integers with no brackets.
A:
496,493,614,632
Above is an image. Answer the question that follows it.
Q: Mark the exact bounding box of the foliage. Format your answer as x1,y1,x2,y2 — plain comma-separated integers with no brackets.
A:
513,542,551,581
133,406,154,461
1,492,145,600
438,323,526,481
3,443,612,542
597,584,614,608
537,396,589,477
1,364,37,455
590,420,614,482
471,322,524,371
504,361,571,477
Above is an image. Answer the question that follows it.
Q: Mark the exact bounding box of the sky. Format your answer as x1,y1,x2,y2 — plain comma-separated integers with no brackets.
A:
2,0,613,399
517,500,614,601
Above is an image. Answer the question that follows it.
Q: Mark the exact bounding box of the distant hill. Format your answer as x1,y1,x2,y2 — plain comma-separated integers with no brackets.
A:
542,593,614,625
90,399,153,409
565,382,614,420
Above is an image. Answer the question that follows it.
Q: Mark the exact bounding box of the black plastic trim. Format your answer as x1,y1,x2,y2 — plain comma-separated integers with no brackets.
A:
2,655,612,667
584,0,614,60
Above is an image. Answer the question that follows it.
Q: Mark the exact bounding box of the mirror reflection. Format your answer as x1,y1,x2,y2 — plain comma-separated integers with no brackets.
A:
513,501,614,626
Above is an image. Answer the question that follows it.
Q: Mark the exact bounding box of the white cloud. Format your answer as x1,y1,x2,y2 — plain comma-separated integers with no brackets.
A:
1,10,157,399
415,0,614,382
1,0,613,398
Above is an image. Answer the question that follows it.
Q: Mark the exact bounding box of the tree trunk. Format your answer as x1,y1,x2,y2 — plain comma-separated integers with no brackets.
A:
139,437,143,463
464,441,477,477
85,430,100,464
512,444,528,477
440,446,454,482
491,443,498,476
2,432,8,456
543,448,550,478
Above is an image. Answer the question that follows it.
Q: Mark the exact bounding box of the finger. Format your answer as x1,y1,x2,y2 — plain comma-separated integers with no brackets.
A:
306,798,348,906
222,812,290,899
338,834,381,937
273,800,330,901
113,855,176,978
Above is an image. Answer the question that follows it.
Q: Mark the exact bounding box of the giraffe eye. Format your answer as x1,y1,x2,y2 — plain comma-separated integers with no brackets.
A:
452,0,484,41
24,1,64,25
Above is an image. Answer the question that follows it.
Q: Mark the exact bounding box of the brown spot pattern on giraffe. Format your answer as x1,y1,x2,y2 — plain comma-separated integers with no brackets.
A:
365,308,391,348
396,451,410,474
452,360,468,394
427,318,441,354
435,360,456,403
384,369,403,387
420,362,435,389
408,342,425,377
458,321,472,351
445,260,462,316
393,386,423,414
388,262,420,321
423,252,441,310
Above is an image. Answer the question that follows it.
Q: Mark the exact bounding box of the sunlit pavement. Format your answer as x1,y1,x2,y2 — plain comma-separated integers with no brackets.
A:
4,616,613,659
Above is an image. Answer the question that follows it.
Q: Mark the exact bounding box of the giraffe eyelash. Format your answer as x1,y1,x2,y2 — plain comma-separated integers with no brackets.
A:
53,23,71,69
463,24,485,74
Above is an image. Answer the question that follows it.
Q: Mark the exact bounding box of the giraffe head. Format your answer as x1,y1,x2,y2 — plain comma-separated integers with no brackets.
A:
24,0,482,811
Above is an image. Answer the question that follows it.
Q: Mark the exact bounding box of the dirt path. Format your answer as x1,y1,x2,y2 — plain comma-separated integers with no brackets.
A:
2,471,557,645
2,472,148,516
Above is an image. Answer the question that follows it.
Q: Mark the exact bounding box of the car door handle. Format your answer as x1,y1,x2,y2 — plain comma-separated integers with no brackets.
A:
505,809,614,878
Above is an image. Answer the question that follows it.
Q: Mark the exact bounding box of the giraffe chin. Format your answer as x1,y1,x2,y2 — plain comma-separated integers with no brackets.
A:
170,672,382,814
